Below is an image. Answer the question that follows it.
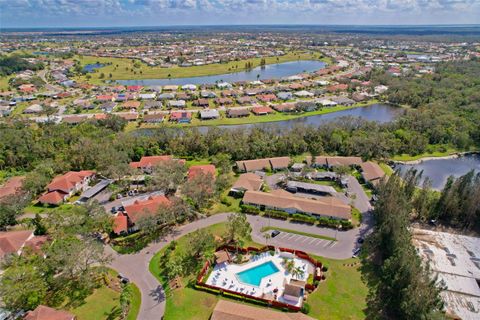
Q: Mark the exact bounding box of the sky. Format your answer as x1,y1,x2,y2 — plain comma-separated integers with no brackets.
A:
1,0,480,28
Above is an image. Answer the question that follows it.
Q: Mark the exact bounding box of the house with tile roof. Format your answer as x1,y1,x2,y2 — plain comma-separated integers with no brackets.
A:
0,176,25,201
187,164,216,180
129,155,185,173
38,171,95,205
118,194,171,232
0,230,47,261
24,305,75,320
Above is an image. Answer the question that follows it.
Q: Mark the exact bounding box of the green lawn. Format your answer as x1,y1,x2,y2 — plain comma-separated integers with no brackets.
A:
126,283,141,320
70,287,120,320
379,162,394,176
260,226,336,241
149,222,367,320
308,257,367,320
74,51,329,84
69,270,140,320
390,146,476,162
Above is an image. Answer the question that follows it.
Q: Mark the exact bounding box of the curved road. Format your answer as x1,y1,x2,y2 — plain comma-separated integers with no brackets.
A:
107,213,233,320
108,199,372,319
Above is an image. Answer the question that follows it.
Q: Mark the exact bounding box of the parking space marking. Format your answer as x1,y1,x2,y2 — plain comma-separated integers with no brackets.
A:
308,238,317,245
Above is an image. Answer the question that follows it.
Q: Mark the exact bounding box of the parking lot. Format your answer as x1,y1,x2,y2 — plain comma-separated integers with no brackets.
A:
268,231,338,250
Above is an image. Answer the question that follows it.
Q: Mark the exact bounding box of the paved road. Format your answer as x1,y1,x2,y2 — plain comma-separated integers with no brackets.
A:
107,213,233,320
108,175,373,319
247,215,359,259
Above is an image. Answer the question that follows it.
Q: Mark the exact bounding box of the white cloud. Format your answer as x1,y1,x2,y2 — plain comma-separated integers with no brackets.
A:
1,0,479,27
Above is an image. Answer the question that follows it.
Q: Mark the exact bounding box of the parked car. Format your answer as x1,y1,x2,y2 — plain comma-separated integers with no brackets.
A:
110,206,117,213
357,237,364,244
117,274,130,284
271,230,280,238
352,248,361,258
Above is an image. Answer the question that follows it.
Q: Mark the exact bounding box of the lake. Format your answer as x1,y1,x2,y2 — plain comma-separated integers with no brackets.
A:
196,104,403,132
117,60,326,86
83,63,105,73
395,153,480,189
134,104,403,136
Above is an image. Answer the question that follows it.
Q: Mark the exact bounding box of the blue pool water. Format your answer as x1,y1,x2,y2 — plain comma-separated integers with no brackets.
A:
236,261,280,286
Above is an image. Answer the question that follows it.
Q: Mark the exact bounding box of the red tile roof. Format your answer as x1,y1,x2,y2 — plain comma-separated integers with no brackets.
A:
129,155,174,169
38,190,66,205
0,230,33,258
251,105,274,115
0,176,25,200
188,165,216,180
24,305,75,320
47,171,95,194
113,214,128,234
124,195,171,223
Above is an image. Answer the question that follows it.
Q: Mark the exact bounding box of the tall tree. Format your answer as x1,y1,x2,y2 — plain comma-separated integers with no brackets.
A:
361,174,443,319
149,160,187,194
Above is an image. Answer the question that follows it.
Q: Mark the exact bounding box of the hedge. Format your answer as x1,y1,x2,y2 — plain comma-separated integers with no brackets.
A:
240,204,260,215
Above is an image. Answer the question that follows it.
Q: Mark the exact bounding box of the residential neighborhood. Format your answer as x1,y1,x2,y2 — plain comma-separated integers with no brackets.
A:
1,15,480,320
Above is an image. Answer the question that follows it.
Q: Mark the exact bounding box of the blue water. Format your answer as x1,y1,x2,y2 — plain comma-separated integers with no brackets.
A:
117,60,326,86
196,104,403,133
236,261,279,286
83,63,105,73
396,153,480,189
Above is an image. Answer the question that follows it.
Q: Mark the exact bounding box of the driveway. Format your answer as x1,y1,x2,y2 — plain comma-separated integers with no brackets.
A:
108,176,373,319
107,213,233,320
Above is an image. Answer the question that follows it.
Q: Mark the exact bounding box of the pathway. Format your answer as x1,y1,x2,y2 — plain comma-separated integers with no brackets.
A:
108,176,373,319
107,213,233,320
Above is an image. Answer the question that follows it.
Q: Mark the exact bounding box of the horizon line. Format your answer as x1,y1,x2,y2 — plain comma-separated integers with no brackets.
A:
2,23,480,31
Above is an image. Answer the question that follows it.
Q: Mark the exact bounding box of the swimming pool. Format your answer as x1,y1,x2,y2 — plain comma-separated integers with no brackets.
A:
236,261,280,286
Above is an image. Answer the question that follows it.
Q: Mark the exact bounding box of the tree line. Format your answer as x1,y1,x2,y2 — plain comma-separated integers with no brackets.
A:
361,173,444,319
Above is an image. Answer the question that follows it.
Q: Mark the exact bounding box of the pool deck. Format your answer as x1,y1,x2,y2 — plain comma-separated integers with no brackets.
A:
205,252,314,307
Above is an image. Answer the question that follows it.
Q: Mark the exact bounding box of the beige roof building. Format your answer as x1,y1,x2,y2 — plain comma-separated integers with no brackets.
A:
306,156,362,168
236,157,291,172
359,161,385,185
231,173,263,193
243,190,351,220
211,300,314,320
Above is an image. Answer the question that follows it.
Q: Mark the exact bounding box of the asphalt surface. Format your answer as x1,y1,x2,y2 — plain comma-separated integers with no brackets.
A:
107,176,374,319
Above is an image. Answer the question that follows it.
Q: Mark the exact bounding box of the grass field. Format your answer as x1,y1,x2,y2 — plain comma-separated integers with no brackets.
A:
126,283,141,320
69,272,141,320
260,226,336,241
70,286,120,320
0,75,13,90
74,51,329,85
389,145,476,162
149,222,367,320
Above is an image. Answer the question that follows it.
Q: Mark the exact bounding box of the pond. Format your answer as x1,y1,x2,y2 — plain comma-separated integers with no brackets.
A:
395,153,480,189
83,63,105,73
116,60,326,86
134,104,403,136
196,103,403,132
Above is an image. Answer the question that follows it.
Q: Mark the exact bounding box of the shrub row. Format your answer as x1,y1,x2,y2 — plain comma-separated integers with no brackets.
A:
240,204,260,215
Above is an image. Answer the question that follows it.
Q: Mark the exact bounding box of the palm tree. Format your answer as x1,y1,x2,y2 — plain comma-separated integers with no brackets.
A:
291,266,305,280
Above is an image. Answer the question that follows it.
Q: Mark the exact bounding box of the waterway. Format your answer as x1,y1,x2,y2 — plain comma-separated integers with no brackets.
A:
395,153,480,189
196,103,403,132
83,63,106,73
117,60,326,86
